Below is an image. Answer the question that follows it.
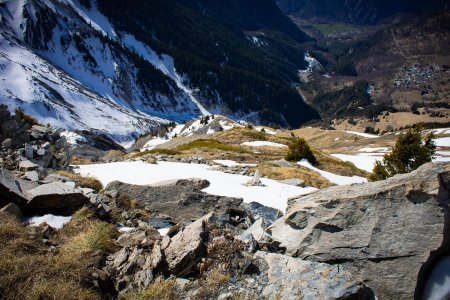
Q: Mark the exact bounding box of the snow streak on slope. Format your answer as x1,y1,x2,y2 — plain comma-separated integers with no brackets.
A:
298,160,368,185
120,34,211,116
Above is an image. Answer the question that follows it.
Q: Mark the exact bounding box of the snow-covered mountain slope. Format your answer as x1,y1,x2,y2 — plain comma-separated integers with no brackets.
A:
0,0,319,144
0,0,208,144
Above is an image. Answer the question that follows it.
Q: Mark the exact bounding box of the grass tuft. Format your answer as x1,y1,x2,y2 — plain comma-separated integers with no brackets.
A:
124,279,179,300
178,139,247,153
56,171,103,192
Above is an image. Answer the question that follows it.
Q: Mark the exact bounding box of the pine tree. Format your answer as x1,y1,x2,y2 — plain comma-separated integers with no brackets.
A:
285,138,317,165
369,128,436,181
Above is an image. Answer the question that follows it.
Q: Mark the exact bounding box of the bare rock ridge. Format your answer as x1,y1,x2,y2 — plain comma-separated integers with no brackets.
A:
264,162,450,299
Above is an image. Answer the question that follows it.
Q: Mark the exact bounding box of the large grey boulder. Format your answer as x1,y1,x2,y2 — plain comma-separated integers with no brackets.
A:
0,169,37,208
255,252,372,299
24,181,89,213
105,179,242,223
163,213,215,276
266,162,450,299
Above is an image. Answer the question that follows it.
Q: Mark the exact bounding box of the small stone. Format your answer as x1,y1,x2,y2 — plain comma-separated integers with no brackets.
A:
19,160,39,172
25,171,39,182
37,148,46,156
24,143,34,159
41,142,51,149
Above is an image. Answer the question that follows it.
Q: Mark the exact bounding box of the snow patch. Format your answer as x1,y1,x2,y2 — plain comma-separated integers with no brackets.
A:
331,153,383,173
345,131,380,138
298,159,368,185
434,137,450,147
27,214,72,229
76,161,317,212
213,160,257,167
241,141,287,148
60,131,87,145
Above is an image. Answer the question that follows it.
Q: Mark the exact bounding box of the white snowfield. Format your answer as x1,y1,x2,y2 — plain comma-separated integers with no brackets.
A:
358,147,390,153
345,131,380,138
213,160,257,167
298,160,368,185
76,161,316,212
331,153,383,173
241,141,288,148
434,137,450,147
27,214,73,229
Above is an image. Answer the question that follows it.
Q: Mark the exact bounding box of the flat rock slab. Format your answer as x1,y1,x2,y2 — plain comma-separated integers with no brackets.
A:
267,162,450,300
163,213,215,276
105,179,242,223
0,169,37,208
19,160,39,172
255,252,371,300
25,181,88,213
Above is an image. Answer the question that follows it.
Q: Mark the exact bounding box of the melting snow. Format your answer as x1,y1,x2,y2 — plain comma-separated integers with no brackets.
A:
76,161,316,212
358,147,390,153
158,227,171,236
60,131,87,145
298,160,368,185
331,153,383,173
142,138,170,151
255,127,277,135
434,137,450,147
27,214,72,229
213,160,257,167
299,52,322,74
241,141,287,148
345,131,380,138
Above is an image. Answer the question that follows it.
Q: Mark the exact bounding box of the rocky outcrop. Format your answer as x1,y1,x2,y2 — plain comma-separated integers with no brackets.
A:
255,252,372,299
0,169,37,208
163,213,215,277
105,179,243,224
0,105,30,148
25,182,89,214
266,162,450,299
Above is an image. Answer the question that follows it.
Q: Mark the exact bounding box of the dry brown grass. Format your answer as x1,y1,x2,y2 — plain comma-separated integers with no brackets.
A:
0,211,103,300
314,152,368,177
70,156,95,165
216,127,288,146
257,163,333,189
124,279,179,300
56,171,103,192
193,271,230,300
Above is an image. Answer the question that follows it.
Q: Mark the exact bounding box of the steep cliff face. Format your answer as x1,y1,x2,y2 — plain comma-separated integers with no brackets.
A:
265,162,450,299
276,0,447,25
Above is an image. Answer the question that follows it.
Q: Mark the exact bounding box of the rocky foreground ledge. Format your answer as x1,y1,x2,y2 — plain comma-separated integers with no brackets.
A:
0,109,448,300
260,162,450,299
100,162,449,299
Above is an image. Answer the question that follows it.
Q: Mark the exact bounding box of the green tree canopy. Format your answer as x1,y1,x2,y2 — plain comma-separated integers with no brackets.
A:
369,128,436,181
285,138,317,165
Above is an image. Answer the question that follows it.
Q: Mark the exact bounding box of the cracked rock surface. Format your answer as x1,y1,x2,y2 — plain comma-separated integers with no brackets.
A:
266,162,450,299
